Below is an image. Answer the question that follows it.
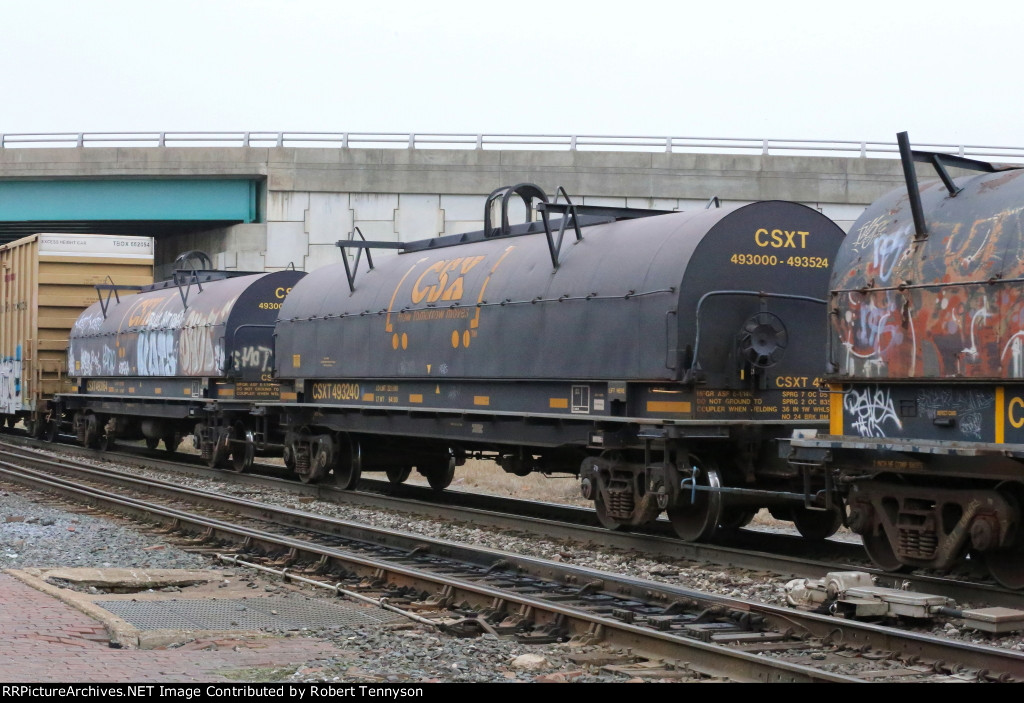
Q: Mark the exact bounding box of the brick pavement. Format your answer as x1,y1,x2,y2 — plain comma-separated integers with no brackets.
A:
0,573,341,682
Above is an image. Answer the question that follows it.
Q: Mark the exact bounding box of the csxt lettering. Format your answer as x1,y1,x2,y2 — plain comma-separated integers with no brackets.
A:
754,229,809,249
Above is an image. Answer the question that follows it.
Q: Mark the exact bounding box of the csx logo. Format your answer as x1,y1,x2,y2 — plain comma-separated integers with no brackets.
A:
274,287,292,299
1009,396,1024,429
411,256,485,304
755,228,809,249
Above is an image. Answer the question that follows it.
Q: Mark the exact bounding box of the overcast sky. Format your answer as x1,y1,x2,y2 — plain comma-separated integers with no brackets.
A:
1,0,1019,149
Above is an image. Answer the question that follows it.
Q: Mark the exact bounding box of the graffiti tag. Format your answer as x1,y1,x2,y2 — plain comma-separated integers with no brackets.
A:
845,386,902,438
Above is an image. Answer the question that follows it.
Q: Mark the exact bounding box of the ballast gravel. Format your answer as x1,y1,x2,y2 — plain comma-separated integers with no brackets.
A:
5,446,1024,683
0,484,685,683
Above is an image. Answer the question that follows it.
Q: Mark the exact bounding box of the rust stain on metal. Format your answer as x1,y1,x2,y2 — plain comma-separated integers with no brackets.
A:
831,168,1024,380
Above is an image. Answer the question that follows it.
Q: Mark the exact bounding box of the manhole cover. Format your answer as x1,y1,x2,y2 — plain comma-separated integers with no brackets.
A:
95,595,405,631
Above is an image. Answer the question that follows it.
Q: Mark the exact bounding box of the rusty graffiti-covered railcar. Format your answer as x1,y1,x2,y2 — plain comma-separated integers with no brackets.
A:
57,252,305,468
788,132,1024,587
271,185,846,541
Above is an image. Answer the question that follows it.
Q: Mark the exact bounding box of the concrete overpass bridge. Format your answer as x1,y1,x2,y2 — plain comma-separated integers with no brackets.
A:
2,132,1020,277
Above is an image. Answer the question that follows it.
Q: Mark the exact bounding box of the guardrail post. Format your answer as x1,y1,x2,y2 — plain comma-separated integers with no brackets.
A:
761,140,769,155
76,133,84,148
158,132,166,147
242,132,250,147
570,135,577,151
0,134,4,149
276,133,284,147
860,142,867,158
409,134,416,149
665,137,672,154
342,133,349,148
959,145,965,157
476,134,483,150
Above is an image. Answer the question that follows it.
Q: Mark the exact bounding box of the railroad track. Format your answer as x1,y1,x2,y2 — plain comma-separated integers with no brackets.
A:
5,434,1016,609
2,442,1023,683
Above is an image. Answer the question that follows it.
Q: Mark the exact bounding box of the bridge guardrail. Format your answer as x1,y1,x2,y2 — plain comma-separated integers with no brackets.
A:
1,131,1023,162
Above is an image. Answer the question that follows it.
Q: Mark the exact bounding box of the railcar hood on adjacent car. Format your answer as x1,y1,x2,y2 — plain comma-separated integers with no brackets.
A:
829,169,1024,380
276,201,843,385
68,270,305,380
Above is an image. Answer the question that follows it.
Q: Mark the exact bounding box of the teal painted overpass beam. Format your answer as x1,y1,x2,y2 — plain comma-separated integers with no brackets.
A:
0,179,258,222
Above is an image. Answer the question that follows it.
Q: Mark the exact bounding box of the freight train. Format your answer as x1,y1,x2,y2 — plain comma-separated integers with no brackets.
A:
19,136,1021,587
17,184,847,547
788,133,1024,588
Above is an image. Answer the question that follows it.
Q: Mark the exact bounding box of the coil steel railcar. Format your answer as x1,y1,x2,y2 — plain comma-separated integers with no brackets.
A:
788,133,1024,587
59,252,304,468
272,186,846,540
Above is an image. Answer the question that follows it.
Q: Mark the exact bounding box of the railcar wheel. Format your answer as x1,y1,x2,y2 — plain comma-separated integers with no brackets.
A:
791,506,843,540
666,458,723,542
330,437,362,490
25,418,44,439
331,460,361,489
207,431,230,469
862,531,907,573
718,508,756,532
423,457,455,491
229,426,255,473
145,437,160,450
208,447,229,469
99,432,115,452
82,415,101,450
983,486,1024,588
985,549,1024,590
386,466,412,485
299,437,331,484
594,494,626,531
163,433,180,454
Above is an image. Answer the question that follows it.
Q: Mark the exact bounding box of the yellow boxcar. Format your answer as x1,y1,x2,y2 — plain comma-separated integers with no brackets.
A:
0,233,153,431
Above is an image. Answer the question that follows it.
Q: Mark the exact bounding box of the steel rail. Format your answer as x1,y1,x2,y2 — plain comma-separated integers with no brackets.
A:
1,435,1017,610
3,450,1024,682
0,459,860,683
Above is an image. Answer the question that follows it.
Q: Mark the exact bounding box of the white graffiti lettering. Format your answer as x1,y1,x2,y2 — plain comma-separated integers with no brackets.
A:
135,308,185,376
179,299,236,375
101,345,117,375
231,345,273,372
845,386,902,438
75,348,102,376
959,300,993,369
72,309,105,335
0,357,22,414
871,227,910,283
1001,333,1024,378
960,413,983,438
916,388,993,440
851,215,889,252
137,329,177,375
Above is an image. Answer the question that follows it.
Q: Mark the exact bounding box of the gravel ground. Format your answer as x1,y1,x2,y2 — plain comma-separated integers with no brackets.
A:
4,447,1024,683
0,482,690,683
0,487,208,572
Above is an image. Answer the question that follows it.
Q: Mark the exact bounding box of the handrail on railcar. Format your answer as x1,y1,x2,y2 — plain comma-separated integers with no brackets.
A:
334,227,406,293
94,276,144,319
